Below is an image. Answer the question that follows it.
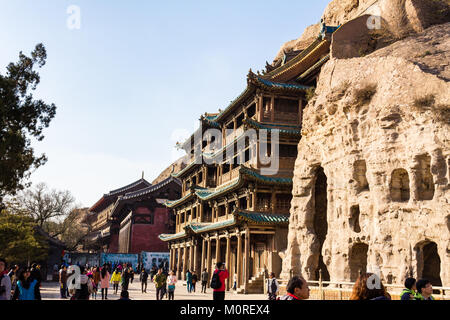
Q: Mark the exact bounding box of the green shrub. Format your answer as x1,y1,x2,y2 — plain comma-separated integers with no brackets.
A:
413,94,436,109
353,83,377,107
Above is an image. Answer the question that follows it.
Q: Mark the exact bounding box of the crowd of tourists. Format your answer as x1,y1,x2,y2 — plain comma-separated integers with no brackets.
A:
0,257,440,301
276,273,437,301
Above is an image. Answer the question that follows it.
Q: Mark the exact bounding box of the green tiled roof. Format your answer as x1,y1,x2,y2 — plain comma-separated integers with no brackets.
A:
240,166,293,185
159,231,186,241
234,210,290,225
159,210,289,242
165,191,195,208
185,219,236,234
244,118,301,135
296,54,330,82
167,166,292,208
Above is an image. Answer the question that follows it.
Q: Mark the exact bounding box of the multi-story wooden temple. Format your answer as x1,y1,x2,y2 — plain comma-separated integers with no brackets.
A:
159,23,339,293
84,176,181,254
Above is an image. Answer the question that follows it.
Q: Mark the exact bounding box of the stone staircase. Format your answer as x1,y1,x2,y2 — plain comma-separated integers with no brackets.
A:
233,271,266,294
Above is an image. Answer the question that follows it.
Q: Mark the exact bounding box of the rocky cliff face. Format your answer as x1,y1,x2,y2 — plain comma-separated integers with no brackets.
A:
274,0,450,64
151,157,186,185
281,22,450,286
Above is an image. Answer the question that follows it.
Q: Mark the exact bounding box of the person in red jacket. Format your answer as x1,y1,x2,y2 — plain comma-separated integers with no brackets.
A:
212,262,228,301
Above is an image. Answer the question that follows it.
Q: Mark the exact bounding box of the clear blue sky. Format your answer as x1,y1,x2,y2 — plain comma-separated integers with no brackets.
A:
0,0,330,207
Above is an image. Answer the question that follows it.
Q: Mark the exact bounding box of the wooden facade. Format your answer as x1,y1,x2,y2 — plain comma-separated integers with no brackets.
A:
159,25,339,293
84,177,181,253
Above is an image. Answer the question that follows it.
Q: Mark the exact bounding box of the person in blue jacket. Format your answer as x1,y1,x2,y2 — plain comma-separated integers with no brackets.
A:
12,268,41,300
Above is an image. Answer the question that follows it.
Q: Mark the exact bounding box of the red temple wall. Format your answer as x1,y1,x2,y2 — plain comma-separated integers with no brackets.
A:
109,232,119,253
129,207,170,254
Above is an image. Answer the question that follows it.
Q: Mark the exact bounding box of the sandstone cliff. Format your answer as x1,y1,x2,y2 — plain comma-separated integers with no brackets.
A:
281,21,450,287
273,0,450,64
151,157,186,185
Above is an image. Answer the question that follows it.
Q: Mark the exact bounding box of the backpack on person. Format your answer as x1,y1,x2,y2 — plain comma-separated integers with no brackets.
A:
210,270,222,289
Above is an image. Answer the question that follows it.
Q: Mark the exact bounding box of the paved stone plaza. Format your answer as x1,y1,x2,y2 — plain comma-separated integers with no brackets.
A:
41,280,267,300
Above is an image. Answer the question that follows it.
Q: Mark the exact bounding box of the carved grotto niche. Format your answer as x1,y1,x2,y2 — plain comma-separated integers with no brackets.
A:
390,169,410,202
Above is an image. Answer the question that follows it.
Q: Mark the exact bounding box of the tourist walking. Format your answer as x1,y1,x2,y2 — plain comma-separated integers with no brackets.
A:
210,262,229,301
59,265,68,299
415,279,435,300
150,266,157,282
12,268,41,300
29,263,42,300
192,271,198,293
167,271,177,300
233,273,237,291
186,269,193,293
267,272,279,300
201,269,209,293
72,266,93,300
349,273,391,300
100,266,110,300
130,267,135,284
121,266,131,291
153,268,167,300
91,267,101,299
401,277,418,300
279,276,310,300
0,258,12,300
140,268,148,293
111,268,121,295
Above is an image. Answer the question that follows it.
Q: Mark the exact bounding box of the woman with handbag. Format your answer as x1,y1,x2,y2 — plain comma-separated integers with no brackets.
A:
167,270,177,300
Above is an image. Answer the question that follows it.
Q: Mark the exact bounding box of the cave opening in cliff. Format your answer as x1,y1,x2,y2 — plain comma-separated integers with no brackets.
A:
416,241,442,287
415,154,435,201
313,166,330,282
349,243,368,282
353,160,369,192
349,205,361,233
390,169,410,202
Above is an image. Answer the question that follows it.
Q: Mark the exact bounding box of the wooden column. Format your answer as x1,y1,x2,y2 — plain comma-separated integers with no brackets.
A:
183,244,187,280
215,235,221,265
189,242,194,272
177,246,182,279
270,96,275,122
271,189,277,213
258,95,263,122
225,234,231,290
244,229,250,293
237,232,242,288
169,246,174,272
207,238,212,287
193,239,198,273
252,190,257,210
200,239,206,273
225,200,229,220
299,99,303,125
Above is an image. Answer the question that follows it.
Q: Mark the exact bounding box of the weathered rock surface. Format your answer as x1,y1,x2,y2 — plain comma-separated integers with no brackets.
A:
274,0,450,64
281,23,450,286
273,24,320,64
151,157,186,185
